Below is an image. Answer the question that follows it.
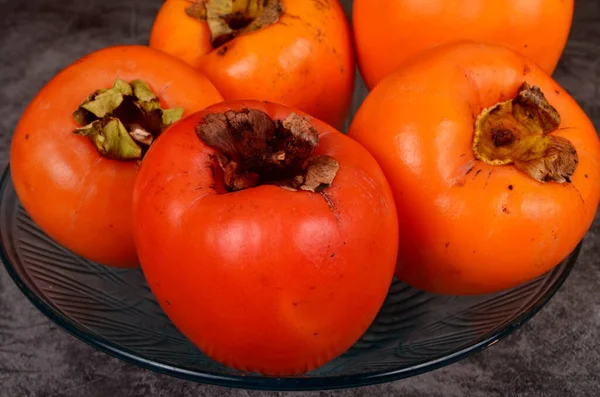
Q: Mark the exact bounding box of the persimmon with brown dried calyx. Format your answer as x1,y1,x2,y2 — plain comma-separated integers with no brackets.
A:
132,100,399,375
149,0,354,130
10,45,223,268
348,41,600,295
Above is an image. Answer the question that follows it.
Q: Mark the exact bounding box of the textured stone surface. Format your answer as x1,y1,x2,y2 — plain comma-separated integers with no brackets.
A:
0,0,599,396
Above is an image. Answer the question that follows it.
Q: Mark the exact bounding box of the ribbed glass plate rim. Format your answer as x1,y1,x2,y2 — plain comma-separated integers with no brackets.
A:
0,165,579,391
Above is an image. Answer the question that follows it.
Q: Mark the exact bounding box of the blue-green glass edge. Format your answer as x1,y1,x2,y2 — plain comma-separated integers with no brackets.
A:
0,165,580,391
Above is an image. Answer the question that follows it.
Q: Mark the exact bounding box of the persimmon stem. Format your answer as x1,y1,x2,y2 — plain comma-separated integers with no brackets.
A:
196,109,339,192
72,79,183,161
473,82,578,183
185,0,283,48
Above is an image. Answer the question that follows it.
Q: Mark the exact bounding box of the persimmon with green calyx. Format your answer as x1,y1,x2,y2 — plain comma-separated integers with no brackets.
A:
10,45,223,268
348,41,600,295
132,100,399,375
149,0,354,130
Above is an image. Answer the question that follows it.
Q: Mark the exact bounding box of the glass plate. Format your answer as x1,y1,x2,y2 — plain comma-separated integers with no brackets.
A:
0,166,579,391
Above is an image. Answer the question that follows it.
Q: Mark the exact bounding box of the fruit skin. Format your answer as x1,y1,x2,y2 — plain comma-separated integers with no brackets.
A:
149,0,354,130
348,41,600,296
132,100,399,375
353,0,574,90
10,45,223,268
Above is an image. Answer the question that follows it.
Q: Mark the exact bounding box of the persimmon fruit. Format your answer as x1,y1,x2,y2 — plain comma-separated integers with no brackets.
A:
149,0,354,130
132,100,399,375
10,45,223,268
348,41,600,295
353,0,575,90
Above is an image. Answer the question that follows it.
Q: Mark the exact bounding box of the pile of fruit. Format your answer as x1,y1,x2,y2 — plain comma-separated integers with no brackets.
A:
9,0,600,376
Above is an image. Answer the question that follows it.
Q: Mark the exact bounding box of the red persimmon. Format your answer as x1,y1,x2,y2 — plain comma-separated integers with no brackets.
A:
132,100,399,375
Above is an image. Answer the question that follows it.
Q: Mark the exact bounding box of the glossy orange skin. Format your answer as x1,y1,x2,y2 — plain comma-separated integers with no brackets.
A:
132,100,399,375
10,45,223,268
348,42,600,295
149,0,354,130
353,0,574,90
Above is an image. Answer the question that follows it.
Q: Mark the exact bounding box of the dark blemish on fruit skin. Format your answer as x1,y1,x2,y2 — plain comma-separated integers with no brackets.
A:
584,174,589,179
313,332,318,336
25,134,29,140
445,242,450,249
166,300,172,306
570,184,586,206
484,170,493,188
460,153,467,157
312,0,330,11
473,169,482,179
502,206,510,214
508,185,514,190
465,166,474,175
320,191,340,223
314,28,324,42
523,64,531,75
292,302,298,307
109,224,114,228
217,45,228,56
309,286,316,290
555,89,560,95
330,253,335,258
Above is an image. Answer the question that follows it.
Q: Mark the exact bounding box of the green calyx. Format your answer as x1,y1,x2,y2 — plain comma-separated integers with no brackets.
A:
73,79,184,161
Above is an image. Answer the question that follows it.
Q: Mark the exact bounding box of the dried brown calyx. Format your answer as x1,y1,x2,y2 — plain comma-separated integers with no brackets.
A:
196,109,339,193
473,82,578,183
185,0,283,48
73,79,183,161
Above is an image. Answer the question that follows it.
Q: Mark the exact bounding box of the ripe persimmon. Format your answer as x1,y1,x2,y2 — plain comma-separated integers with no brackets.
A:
10,45,223,268
149,0,354,130
353,0,574,90
132,100,399,375
348,41,600,295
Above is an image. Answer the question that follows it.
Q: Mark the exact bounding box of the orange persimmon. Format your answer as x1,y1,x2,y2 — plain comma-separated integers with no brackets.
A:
353,0,574,90
10,45,223,268
348,41,600,295
149,0,354,130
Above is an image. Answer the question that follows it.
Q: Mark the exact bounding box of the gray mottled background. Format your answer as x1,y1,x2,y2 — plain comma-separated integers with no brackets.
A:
1,0,599,396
